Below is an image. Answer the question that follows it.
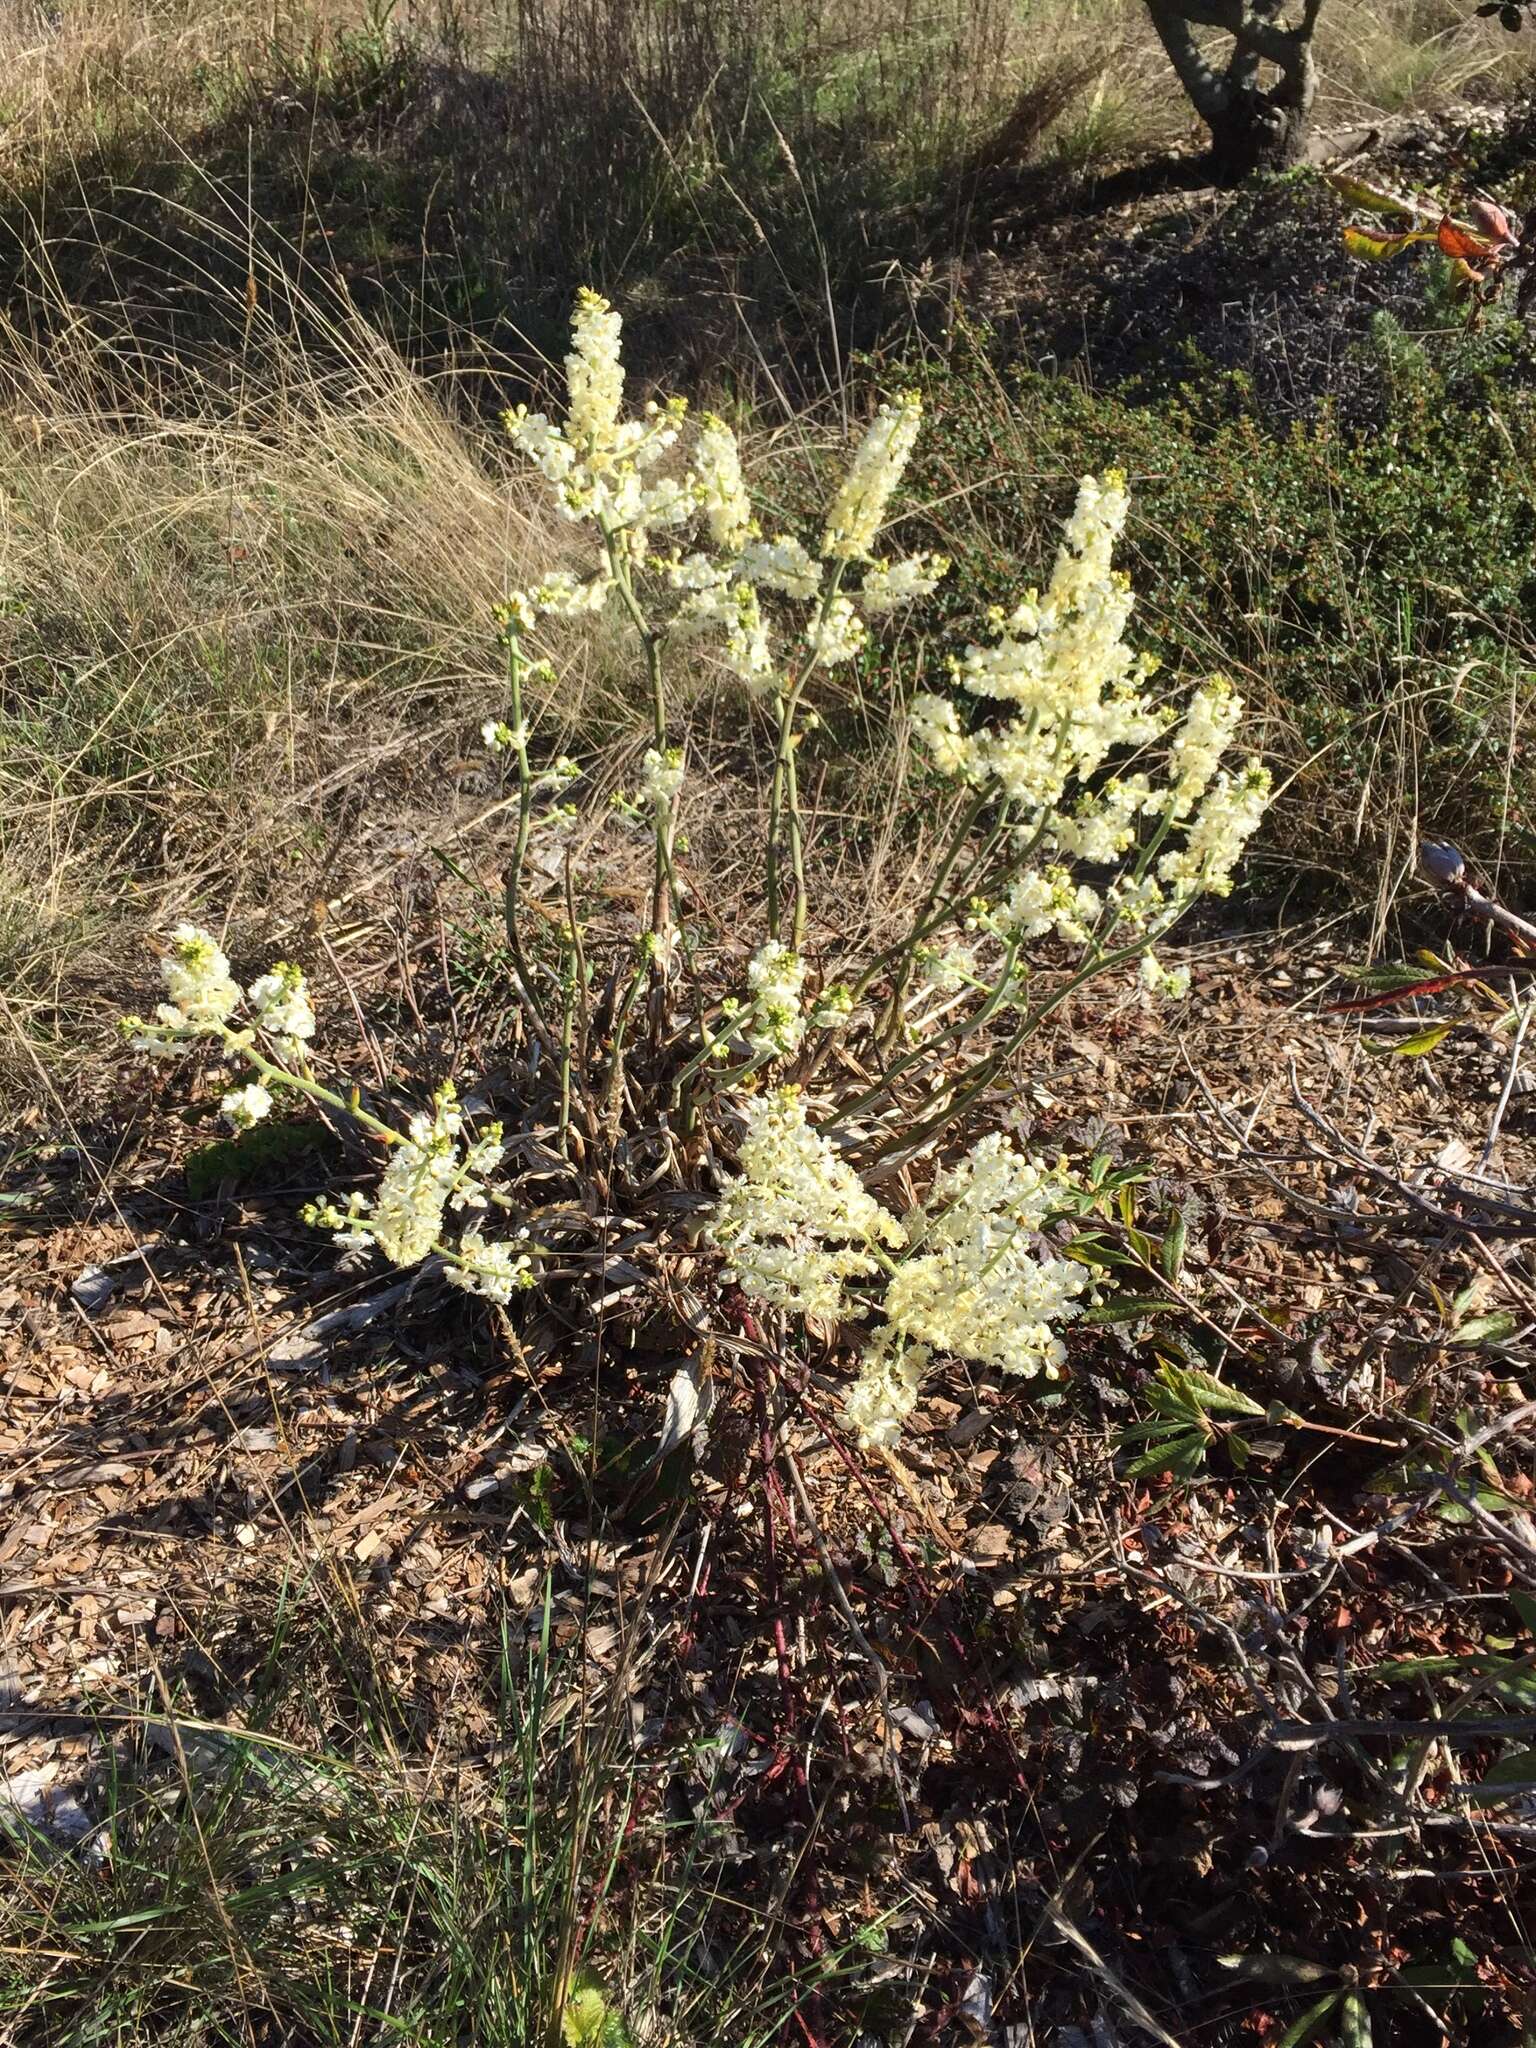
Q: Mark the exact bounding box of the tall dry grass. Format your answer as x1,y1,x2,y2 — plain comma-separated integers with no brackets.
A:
0,0,364,183
0,290,622,1101
1,0,1526,214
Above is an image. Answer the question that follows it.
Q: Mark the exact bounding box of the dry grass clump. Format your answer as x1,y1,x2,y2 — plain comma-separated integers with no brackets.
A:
0,0,1527,241
0,297,631,1103
1320,0,1533,117
0,0,363,184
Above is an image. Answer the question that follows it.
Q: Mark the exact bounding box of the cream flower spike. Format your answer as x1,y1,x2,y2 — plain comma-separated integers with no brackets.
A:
820,393,922,562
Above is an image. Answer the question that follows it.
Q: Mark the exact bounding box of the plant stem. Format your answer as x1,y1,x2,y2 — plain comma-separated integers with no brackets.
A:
766,561,845,945
557,938,577,1158
602,953,651,1136
862,920,1179,1168
234,1038,401,1148
828,936,1024,1130
498,626,564,1058
600,522,674,940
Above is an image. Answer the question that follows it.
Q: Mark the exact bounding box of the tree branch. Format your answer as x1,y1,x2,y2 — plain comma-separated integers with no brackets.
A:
1165,0,1313,71
1145,0,1231,120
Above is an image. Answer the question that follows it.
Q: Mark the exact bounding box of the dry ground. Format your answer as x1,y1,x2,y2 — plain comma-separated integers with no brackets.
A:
4,801,1535,2040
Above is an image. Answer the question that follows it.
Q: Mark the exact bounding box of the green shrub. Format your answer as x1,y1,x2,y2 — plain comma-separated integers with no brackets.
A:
900,326,1536,897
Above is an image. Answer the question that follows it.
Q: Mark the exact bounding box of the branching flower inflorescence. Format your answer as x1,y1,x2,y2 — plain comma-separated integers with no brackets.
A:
123,928,531,1304
121,289,1272,1455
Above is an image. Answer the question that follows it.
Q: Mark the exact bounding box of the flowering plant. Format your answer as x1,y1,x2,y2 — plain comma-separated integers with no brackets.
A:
122,289,1270,1451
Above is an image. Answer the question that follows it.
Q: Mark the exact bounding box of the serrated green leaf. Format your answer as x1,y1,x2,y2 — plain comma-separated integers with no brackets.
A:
1169,1365,1267,1418
1339,959,1441,990
1150,1367,1206,1418
1101,1163,1153,1191
561,1979,631,2048
1065,1243,1142,1271
1119,1417,1186,1444
1510,1592,1536,1637
1275,1990,1342,2048
561,1987,610,2048
1123,1430,1207,1480
1451,1310,1519,1346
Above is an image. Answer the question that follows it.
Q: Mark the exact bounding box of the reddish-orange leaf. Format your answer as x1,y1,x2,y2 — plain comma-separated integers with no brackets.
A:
1437,215,1496,264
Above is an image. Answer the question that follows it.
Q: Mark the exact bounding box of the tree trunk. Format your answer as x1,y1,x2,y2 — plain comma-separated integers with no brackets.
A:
1144,0,1322,185
1206,82,1311,179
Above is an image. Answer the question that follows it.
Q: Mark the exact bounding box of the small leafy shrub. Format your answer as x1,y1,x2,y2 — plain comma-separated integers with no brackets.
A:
120,290,1271,1450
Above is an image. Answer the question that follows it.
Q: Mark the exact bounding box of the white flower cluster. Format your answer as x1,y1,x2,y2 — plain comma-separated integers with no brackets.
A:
739,535,821,600
914,941,979,995
1049,775,1154,864
988,867,1102,948
564,288,624,454
907,473,1271,934
503,289,691,547
843,1324,929,1451
706,1088,905,1320
708,1111,1093,1422
908,691,969,777
304,1087,527,1300
882,1135,1089,1380
161,922,241,1026
1166,675,1241,820
744,940,808,1058
911,471,1165,813
122,929,316,1122
694,414,753,552
806,593,867,669
809,981,855,1029
640,745,686,806
859,551,950,618
523,570,614,618
221,1082,272,1130
1156,758,1272,900
247,961,316,1056
444,1225,534,1305
1139,951,1192,1001
501,297,947,731
723,583,773,689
